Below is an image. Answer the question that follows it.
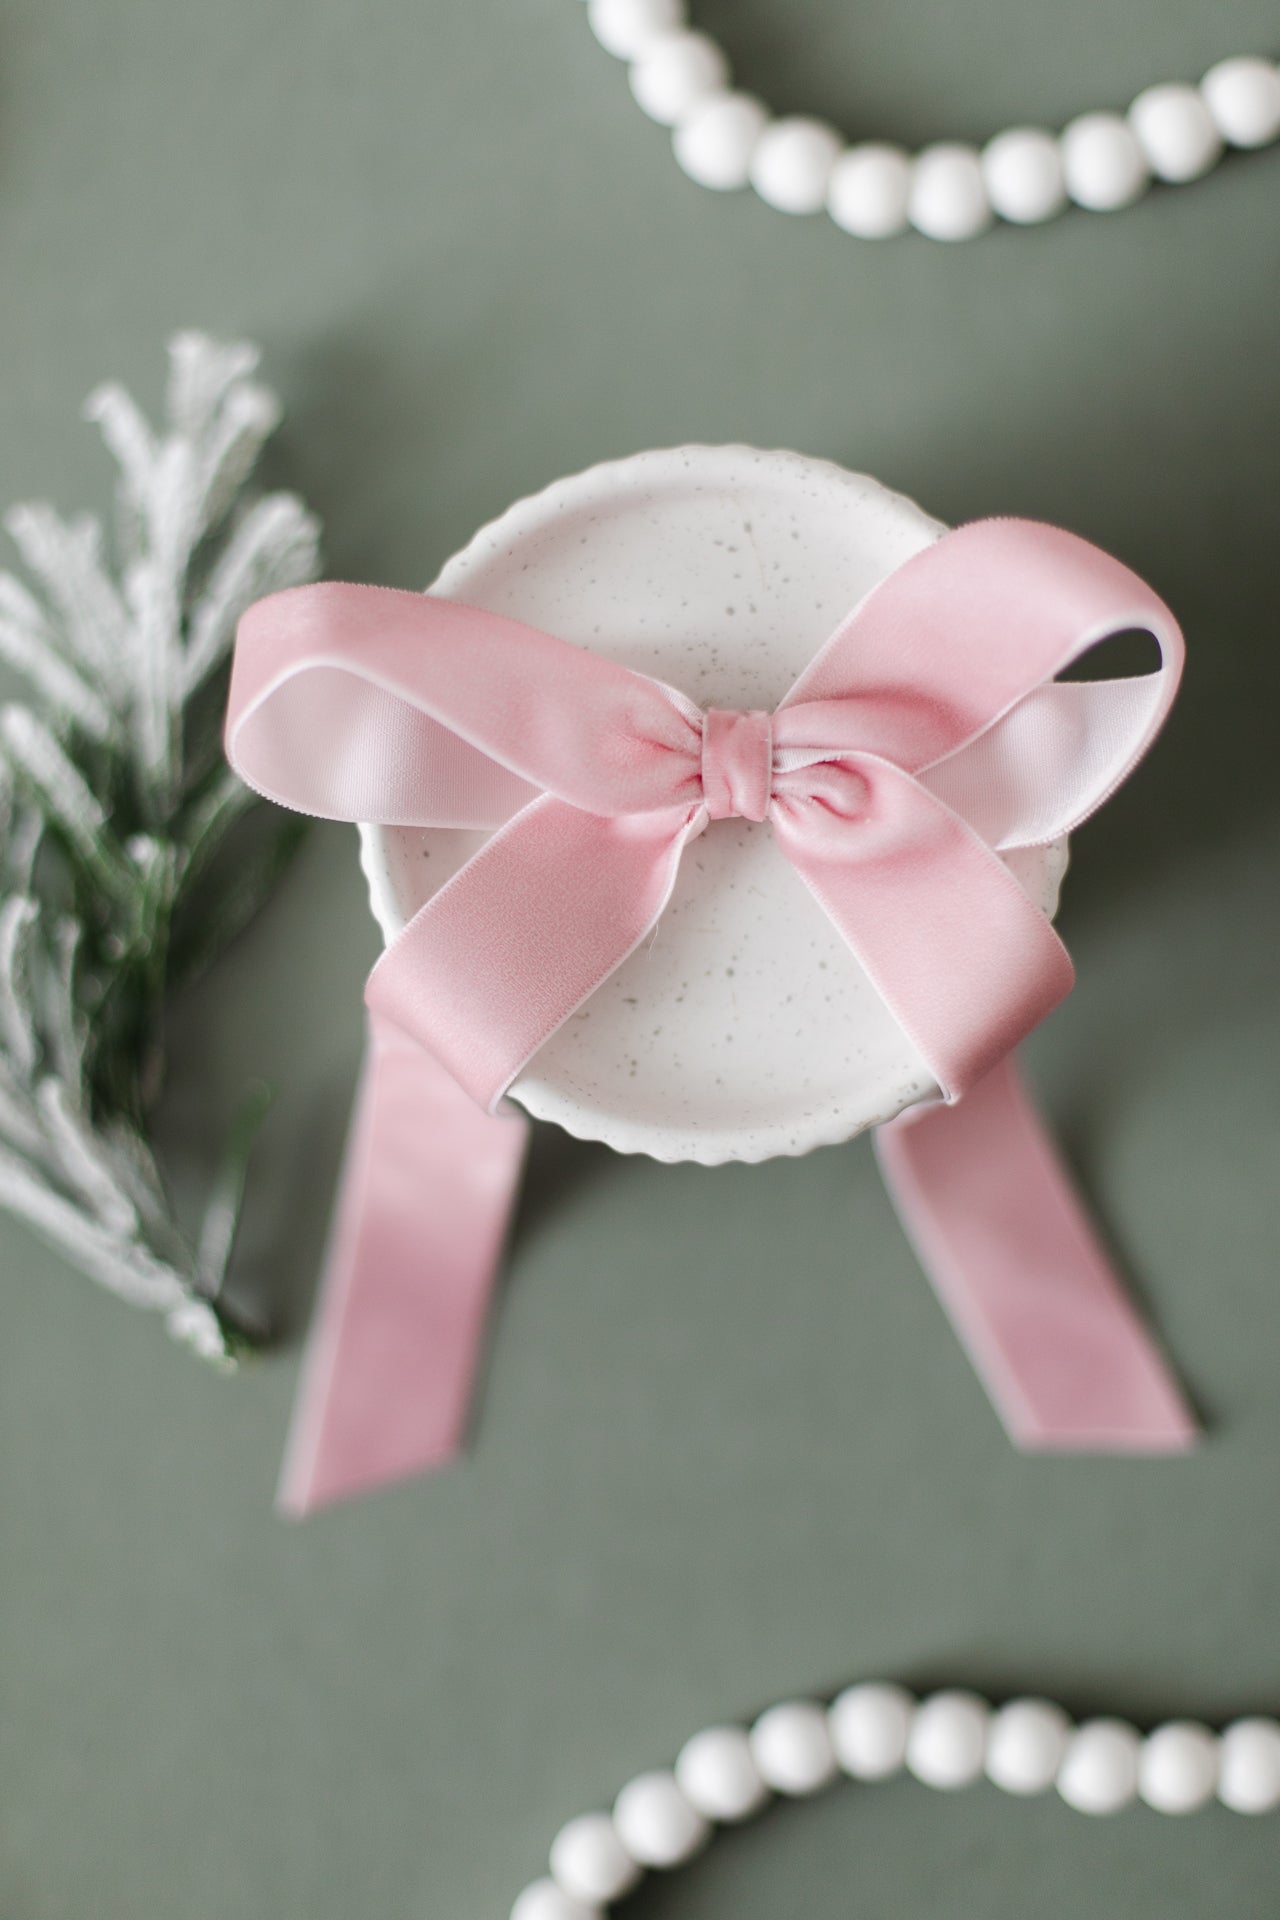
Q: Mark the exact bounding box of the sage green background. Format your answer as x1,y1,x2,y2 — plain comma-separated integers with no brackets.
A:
2,1,1278,1915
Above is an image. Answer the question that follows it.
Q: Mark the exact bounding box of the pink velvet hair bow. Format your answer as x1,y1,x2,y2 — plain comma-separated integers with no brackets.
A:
227,518,1196,1513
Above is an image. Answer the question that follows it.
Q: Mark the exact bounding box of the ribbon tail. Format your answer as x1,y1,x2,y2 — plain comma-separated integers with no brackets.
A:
873,1055,1197,1451
774,760,1077,1102
367,794,701,1110
277,1015,529,1516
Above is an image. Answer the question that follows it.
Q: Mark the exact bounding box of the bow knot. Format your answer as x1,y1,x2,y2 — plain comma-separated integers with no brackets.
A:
701,707,773,822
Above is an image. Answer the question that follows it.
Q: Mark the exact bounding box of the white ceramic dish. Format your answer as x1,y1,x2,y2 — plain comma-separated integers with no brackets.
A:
360,446,1067,1164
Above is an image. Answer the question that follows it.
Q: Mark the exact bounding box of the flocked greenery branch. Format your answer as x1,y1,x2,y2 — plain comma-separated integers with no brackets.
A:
0,334,320,1363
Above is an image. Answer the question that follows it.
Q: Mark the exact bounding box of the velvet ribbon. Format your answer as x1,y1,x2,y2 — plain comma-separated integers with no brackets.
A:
227,518,1197,1513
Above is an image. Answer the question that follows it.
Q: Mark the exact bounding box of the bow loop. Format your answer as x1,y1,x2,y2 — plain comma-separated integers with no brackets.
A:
768,752,871,824
229,582,707,827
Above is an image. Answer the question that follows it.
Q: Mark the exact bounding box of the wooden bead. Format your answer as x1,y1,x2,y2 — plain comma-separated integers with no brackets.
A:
749,118,844,213
1129,83,1223,182
673,92,768,190
511,1880,600,1920
906,1691,991,1789
1218,1718,1280,1814
675,1725,771,1822
908,145,993,241
985,1698,1072,1796
1139,1722,1220,1814
749,1700,839,1795
1201,56,1280,148
827,145,912,237
587,0,685,61
549,1813,642,1905
1057,1720,1142,1814
982,127,1067,224
613,1771,709,1866
629,30,729,126
1061,113,1151,210
829,1683,915,1778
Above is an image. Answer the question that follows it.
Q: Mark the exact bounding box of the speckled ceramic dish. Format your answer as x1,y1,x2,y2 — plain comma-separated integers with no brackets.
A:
360,446,1067,1164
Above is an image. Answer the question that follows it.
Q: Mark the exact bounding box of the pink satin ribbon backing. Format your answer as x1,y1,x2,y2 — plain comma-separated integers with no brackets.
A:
226,519,1199,1511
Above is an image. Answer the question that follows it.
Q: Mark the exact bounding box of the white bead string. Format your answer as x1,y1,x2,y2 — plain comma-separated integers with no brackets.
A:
511,1683,1280,1917
580,0,1280,239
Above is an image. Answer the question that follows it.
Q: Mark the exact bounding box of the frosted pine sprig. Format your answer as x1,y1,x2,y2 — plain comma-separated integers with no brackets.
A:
0,334,321,1362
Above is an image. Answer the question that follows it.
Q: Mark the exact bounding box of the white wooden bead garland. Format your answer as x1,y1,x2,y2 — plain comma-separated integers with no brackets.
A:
511,1684,1280,1916
581,2,1280,238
